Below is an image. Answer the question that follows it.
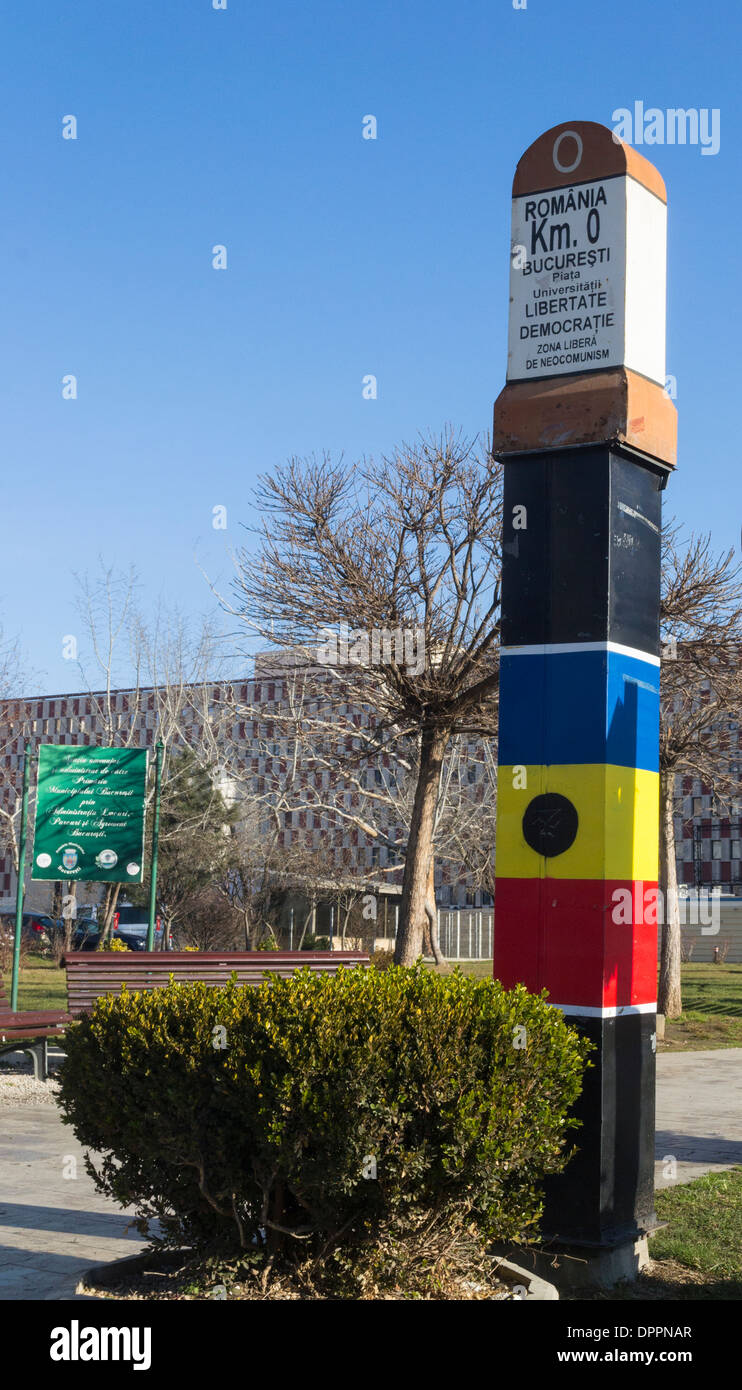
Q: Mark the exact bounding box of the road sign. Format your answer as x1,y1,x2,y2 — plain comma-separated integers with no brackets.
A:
494,120,676,467
507,151,667,383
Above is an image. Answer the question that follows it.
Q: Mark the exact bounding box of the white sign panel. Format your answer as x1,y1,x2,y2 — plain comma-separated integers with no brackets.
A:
506,175,666,388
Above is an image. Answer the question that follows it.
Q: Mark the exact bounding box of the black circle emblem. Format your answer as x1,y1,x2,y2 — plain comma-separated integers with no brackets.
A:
522,793,578,858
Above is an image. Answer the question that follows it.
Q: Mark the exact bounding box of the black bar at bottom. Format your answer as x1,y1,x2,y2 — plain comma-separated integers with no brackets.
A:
542,1010,657,1247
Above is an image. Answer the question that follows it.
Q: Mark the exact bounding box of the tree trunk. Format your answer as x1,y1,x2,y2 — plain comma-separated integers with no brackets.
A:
297,903,313,950
98,882,121,945
63,881,77,954
51,881,63,920
658,773,682,1018
424,856,446,966
395,726,449,965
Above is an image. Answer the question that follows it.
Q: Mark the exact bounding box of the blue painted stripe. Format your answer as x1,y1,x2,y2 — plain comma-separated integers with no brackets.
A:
497,649,660,770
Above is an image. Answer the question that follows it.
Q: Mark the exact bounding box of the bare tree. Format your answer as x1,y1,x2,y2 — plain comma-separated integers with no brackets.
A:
659,529,742,1016
226,430,503,964
222,459,741,990
71,564,144,940
72,562,234,941
217,810,286,950
0,617,35,898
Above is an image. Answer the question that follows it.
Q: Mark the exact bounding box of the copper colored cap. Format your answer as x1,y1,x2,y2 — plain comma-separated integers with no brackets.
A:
493,368,677,468
513,120,667,202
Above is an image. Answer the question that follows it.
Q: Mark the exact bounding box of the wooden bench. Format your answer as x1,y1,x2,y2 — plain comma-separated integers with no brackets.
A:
0,975,72,1081
64,950,371,1017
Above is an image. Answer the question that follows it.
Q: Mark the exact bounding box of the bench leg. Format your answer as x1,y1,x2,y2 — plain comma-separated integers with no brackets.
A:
26,1040,48,1082
0,1040,51,1081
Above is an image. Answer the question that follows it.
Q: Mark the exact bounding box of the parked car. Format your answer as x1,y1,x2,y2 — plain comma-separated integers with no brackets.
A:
0,912,62,948
69,918,103,951
24,912,60,942
38,906,172,952
110,905,170,951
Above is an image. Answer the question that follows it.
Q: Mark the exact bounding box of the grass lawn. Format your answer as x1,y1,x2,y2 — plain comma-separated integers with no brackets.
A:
12,956,68,1011
581,1168,742,1300
438,959,492,981
663,964,742,1050
440,960,742,1050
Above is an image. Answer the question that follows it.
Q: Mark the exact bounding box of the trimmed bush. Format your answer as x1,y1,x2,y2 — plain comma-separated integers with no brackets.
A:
58,965,589,1289
300,933,330,951
369,946,396,970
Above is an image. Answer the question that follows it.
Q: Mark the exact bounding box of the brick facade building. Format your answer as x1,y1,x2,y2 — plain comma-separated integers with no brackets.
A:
1,669,740,913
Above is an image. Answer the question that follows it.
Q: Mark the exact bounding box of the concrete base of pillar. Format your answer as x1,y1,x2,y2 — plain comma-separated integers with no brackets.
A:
490,1236,650,1292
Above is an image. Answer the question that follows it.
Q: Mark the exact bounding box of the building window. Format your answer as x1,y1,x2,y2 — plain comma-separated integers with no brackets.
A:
712,841,723,860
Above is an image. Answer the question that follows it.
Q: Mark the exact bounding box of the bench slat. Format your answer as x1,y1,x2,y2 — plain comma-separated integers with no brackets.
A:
64,951,370,1016
0,971,72,1044
0,1010,70,1023
1,1026,67,1040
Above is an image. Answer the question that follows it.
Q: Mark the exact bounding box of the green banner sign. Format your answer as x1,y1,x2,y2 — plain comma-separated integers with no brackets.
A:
31,745,149,883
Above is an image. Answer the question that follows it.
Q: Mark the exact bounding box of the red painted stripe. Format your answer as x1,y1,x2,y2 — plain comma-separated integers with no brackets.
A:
493,877,658,1009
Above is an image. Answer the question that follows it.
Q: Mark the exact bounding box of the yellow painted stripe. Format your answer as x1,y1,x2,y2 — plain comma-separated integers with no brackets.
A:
496,763,659,881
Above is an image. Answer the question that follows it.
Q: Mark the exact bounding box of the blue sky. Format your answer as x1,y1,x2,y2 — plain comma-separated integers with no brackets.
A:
2,0,739,692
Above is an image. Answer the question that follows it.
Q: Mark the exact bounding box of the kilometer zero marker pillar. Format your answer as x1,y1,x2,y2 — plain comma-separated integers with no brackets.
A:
492,122,676,1256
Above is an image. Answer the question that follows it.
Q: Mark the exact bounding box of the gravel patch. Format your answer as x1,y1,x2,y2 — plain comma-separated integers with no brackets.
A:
0,1049,65,1105
0,1073,61,1106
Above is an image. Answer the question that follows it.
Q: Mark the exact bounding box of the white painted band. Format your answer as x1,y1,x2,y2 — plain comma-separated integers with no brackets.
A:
548,1002,657,1018
500,641,661,666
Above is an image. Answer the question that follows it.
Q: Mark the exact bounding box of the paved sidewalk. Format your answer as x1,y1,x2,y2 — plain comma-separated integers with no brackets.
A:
0,1106,147,1300
654,1048,742,1188
1,1049,741,1298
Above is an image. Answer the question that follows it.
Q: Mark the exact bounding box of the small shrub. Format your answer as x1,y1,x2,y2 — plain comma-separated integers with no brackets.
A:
301,933,330,951
58,965,589,1294
369,947,395,971
175,888,244,951
101,937,128,953
0,924,28,973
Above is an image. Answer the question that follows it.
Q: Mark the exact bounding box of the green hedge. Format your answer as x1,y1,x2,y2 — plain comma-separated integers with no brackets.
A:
58,965,589,1276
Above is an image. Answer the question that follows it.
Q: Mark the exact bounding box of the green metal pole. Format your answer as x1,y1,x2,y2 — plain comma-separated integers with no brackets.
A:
10,743,32,1010
146,742,163,952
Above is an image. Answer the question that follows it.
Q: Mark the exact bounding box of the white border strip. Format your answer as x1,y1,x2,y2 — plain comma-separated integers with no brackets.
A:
549,1002,657,1018
500,641,660,667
